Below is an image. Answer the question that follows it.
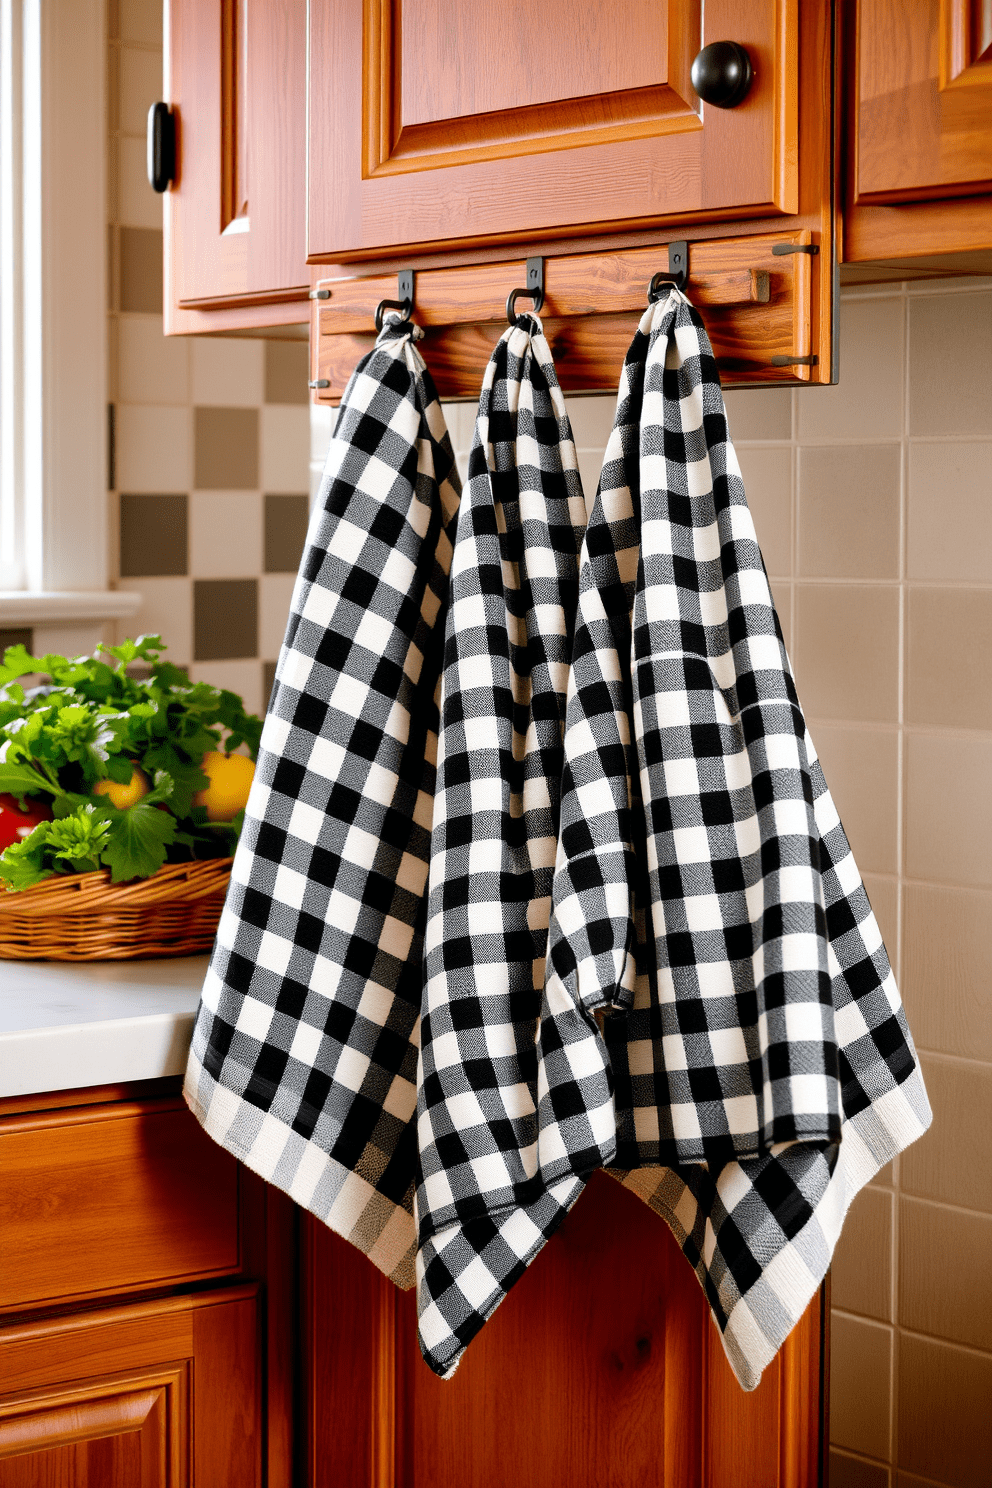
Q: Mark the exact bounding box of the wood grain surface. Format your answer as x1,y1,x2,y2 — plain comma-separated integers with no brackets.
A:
303,1170,824,1488
0,1288,261,1487
309,0,799,260
0,1098,239,1313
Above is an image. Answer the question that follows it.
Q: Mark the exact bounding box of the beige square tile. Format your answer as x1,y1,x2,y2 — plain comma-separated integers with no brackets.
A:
722,386,793,442
830,1313,892,1461
737,446,792,577
897,1332,992,1487
904,733,992,887
116,404,191,492
121,0,163,46
125,576,192,665
894,1473,953,1488
870,1161,895,1190
439,401,476,456
577,448,604,506
195,407,258,490
832,1186,893,1321
264,494,310,574
188,492,262,579
862,874,899,972
563,394,619,450
906,588,992,732
902,883,992,1063
830,1451,891,1488
901,1055,992,1212
260,405,310,492
118,134,161,230
193,578,258,662
794,586,899,724
118,316,188,405
190,660,263,718
259,574,297,659
798,297,905,443
898,1198,992,1350
108,44,120,135
310,403,338,466
907,442,992,583
119,227,162,315
808,725,899,875
120,45,161,135
119,493,187,578
191,338,264,408
265,340,310,405
108,312,119,403
798,445,900,580
909,292,992,437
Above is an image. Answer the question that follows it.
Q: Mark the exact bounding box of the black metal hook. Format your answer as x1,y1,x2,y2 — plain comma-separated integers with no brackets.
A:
374,297,412,332
374,269,416,333
506,257,545,323
648,241,689,301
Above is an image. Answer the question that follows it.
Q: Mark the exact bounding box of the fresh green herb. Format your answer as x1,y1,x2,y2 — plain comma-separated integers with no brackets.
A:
0,635,262,890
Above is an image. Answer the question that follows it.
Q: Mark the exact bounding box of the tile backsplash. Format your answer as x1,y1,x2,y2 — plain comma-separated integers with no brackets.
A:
104,6,990,1483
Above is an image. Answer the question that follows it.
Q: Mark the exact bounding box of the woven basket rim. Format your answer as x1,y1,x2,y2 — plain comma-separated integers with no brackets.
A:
0,855,234,918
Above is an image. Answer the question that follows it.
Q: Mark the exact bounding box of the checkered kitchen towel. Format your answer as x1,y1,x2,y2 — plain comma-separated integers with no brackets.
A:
415,313,592,1375
414,290,931,1388
184,317,459,1286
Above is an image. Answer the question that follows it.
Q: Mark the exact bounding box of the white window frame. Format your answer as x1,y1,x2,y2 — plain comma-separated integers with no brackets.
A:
0,0,139,652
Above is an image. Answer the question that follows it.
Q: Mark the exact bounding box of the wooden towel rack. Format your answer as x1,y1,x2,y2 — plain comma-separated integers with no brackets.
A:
309,231,820,404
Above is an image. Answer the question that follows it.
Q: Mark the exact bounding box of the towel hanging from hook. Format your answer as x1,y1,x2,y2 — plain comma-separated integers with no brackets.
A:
374,269,416,332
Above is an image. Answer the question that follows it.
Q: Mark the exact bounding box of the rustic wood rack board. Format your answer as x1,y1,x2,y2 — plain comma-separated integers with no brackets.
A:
310,231,817,403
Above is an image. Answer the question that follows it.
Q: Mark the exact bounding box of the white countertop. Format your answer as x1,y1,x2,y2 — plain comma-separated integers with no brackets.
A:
0,955,208,1097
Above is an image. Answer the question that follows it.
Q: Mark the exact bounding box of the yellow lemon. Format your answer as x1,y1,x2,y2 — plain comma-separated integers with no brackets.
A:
93,764,150,810
194,750,255,822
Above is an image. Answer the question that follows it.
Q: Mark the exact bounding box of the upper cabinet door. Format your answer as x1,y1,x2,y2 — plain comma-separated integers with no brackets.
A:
164,0,308,327
854,0,992,203
308,0,799,262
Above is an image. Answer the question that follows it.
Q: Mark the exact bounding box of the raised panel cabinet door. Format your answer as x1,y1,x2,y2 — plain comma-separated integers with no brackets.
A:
308,0,800,261
303,1171,825,1488
164,0,309,320
0,1288,262,1488
854,0,992,203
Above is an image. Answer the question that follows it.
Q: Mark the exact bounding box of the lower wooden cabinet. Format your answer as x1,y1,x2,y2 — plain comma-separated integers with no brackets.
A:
0,1288,261,1486
0,1082,825,1487
303,1170,826,1488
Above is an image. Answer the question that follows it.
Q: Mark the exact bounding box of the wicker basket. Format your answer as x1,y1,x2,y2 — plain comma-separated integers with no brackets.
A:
0,857,233,961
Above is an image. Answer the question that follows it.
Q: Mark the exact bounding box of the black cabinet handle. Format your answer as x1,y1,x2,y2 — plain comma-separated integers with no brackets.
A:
690,41,754,109
146,102,176,193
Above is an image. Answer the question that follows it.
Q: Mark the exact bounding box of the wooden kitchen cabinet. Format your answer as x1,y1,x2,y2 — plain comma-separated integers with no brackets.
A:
844,0,992,262
303,1171,826,1488
162,0,309,335
0,1080,824,1486
0,1082,295,1487
0,1288,262,1487
307,0,800,261
306,0,838,385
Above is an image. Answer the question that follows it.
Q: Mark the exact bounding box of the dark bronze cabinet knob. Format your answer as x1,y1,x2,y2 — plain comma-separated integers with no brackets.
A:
690,41,754,109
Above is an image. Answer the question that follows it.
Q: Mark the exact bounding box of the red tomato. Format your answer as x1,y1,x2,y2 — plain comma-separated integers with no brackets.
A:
0,793,54,851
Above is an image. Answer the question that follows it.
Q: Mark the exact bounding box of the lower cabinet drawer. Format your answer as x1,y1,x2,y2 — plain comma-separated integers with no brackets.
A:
0,1098,240,1311
0,1286,262,1487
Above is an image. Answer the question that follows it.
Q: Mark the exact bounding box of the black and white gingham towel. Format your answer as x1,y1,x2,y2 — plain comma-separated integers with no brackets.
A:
184,319,459,1286
542,290,931,1386
412,290,931,1387
415,314,591,1375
